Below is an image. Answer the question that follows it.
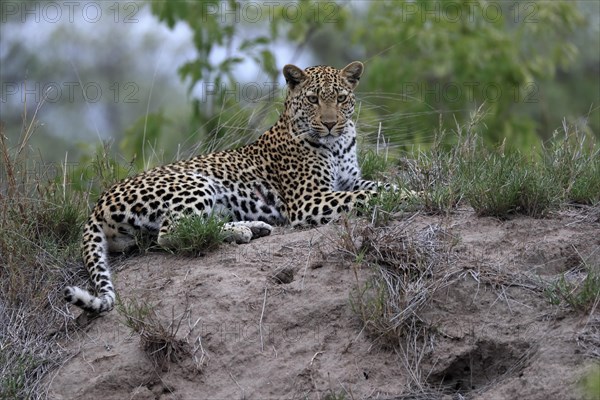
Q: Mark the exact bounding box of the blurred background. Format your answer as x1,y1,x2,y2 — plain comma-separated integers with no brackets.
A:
1,0,598,171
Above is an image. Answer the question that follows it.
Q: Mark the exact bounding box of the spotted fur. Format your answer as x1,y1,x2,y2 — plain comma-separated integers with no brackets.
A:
65,61,389,314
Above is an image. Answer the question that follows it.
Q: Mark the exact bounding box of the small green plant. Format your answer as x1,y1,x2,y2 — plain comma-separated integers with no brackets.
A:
544,266,600,312
359,148,393,181
581,364,600,400
323,390,347,400
162,213,228,255
544,123,600,205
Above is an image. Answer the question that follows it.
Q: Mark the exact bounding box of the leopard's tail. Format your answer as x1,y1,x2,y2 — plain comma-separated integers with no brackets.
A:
64,217,115,314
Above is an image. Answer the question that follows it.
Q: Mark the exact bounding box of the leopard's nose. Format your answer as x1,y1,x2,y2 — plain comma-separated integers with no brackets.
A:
322,121,336,131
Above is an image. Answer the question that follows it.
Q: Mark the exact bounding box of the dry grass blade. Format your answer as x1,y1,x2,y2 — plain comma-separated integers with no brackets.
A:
343,218,458,348
1,96,90,400
117,299,192,371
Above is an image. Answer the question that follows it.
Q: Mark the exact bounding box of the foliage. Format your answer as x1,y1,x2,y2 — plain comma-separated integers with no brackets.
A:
355,0,587,147
151,0,277,86
147,0,281,152
161,214,228,256
270,0,350,48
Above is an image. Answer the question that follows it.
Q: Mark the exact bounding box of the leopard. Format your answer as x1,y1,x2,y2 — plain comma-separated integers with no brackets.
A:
64,61,398,315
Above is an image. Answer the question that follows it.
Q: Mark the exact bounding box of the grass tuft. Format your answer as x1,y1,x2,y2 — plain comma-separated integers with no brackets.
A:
117,298,208,371
359,148,393,181
162,213,228,255
544,264,600,313
342,220,456,347
364,187,422,226
369,111,599,222
117,299,190,370
544,122,600,205
458,150,562,218
1,116,89,399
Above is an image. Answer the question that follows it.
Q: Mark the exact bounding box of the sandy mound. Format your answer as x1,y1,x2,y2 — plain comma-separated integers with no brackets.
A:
48,210,599,399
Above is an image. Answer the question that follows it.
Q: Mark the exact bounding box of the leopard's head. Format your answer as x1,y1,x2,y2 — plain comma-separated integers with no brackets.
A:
282,62,363,142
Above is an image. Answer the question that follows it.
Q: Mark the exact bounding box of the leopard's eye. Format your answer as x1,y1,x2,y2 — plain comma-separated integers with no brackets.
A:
307,94,319,104
337,94,347,103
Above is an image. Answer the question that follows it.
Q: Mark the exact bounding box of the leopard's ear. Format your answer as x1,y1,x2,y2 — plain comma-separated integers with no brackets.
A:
283,64,308,89
341,61,363,89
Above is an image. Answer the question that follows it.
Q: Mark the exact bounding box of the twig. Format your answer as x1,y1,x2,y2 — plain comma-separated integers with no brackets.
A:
310,351,324,366
228,371,244,398
259,287,267,352
301,238,314,289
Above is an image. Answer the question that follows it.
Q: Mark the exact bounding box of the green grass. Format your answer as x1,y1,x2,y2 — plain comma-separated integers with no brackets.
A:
359,114,600,223
363,187,422,226
359,148,394,181
1,128,89,399
544,126,600,205
458,151,562,218
544,265,600,312
161,213,228,255
581,364,600,400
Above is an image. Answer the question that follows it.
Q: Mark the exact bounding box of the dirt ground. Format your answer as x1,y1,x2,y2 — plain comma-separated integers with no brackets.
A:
47,208,600,399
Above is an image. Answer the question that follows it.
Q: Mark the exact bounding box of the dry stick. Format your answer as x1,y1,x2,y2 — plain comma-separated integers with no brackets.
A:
229,371,244,398
259,286,267,352
187,315,208,368
310,351,324,366
301,237,314,289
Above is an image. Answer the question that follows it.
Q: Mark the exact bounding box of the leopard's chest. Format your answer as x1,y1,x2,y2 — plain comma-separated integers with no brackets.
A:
328,138,360,191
